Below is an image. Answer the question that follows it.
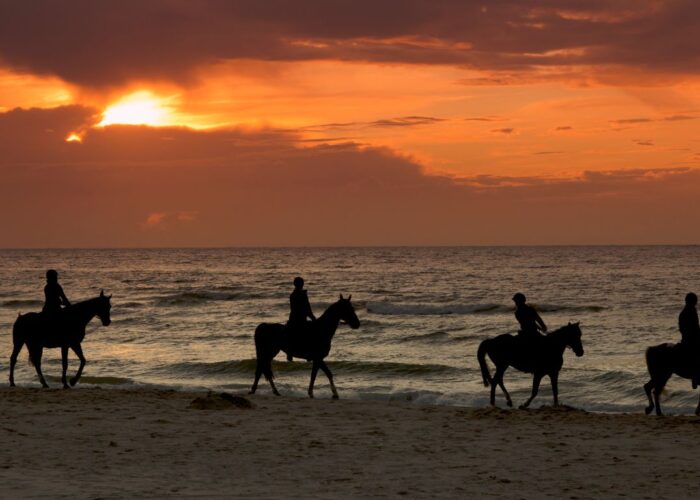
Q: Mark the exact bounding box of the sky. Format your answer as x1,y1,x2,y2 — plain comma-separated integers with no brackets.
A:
1,0,699,247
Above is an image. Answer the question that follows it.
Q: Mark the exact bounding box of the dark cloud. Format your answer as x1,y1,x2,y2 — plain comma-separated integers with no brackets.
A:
634,139,655,146
302,116,445,133
610,118,653,125
2,106,699,246
465,116,504,122
491,128,515,134
663,114,696,121
555,126,573,131
533,151,564,155
2,1,700,88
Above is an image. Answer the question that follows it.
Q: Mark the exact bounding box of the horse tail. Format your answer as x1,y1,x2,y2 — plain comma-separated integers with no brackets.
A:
12,314,32,366
645,344,668,379
254,324,275,382
477,339,492,387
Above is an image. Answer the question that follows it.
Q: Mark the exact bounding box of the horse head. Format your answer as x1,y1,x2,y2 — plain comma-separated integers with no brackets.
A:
337,294,360,329
97,289,113,326
565,322,584,357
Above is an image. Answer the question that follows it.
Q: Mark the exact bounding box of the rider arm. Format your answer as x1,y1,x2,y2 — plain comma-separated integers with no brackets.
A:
58,285,71,307
535,310,547,332
304,295,316,321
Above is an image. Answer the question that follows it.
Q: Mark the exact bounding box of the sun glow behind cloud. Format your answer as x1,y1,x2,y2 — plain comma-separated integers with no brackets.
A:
98,91,174,127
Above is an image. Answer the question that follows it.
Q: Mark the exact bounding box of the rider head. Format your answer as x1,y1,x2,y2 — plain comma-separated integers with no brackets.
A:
512,292,526,306
46,269,58,284
293,276,304,290
686,292,697,307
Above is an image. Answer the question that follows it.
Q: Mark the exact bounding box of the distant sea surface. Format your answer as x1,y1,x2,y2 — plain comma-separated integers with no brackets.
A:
1,247,698,413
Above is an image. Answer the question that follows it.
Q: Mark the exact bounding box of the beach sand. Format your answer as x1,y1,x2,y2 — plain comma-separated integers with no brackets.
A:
1,387,699,498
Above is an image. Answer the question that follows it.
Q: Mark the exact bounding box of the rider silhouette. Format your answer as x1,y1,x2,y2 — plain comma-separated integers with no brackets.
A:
679,292,700,387
513,292,547,338
42,269,70,314
285,277,316,361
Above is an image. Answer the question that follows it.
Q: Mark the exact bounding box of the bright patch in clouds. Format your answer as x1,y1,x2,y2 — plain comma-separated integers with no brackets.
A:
98,91,174,127
65,133,82,143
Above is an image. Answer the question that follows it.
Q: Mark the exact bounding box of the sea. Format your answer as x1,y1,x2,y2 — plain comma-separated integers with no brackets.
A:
1,247,698,414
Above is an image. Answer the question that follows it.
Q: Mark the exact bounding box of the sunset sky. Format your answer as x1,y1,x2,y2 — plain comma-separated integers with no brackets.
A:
1,0,699,247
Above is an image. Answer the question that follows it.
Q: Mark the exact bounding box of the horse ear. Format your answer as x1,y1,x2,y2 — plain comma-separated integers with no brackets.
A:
339,293,344,300
108,294,112,300
348,294,352,301
100,289,104,297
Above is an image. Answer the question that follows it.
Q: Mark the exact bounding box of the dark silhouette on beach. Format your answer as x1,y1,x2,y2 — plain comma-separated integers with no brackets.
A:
644,293,700,416
513,292,547,338
9,290,112,388
478,322,584,408
43,269,70,313
249,294,360,398
285,276,316,362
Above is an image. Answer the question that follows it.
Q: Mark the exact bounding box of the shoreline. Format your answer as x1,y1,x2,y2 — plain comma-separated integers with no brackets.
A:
2,387,700,498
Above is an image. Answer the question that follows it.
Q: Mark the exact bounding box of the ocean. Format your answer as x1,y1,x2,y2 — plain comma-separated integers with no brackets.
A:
1,247,698,414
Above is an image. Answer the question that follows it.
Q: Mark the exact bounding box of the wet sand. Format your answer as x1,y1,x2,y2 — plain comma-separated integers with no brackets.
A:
1,387,699,498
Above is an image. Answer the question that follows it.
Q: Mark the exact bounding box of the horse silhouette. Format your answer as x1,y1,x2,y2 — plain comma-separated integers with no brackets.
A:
644,343,700,416
249,294,360,398
477,323,584,408
9,290,112,389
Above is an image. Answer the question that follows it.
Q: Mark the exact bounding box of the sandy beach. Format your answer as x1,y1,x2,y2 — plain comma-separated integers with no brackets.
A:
1,387,699,498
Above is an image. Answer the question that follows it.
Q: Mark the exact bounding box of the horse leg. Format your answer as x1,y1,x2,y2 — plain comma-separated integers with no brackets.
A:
249,364,262,395
9,342,22,387
319,361,339,399
497,377,513,408
550,372,559,407
492,366,511,407
61,346,70,389
653,375,670,416
69,343,86,387
31,347,49,388
520,373,543,409
644,379,655,415
308,360,320,398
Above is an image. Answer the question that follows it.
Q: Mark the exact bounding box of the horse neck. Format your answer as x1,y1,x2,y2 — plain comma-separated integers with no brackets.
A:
68,298,99,327
547,327,572,353
317,303,341,339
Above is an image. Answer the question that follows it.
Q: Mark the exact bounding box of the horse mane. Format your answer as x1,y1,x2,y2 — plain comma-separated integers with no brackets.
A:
63,295,105,312
545,323,579,341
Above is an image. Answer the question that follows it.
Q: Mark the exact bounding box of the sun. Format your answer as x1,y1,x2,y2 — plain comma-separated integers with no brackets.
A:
98,91,173,127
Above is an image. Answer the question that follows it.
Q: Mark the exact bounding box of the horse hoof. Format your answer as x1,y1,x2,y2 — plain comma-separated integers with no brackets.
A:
506,400,513,407
9,382,15,388
332,394,339,400
69,378,78,387
644,406,653,415
273,391,281,396
248,390,255,395
63,385,70,390
519,404,527,410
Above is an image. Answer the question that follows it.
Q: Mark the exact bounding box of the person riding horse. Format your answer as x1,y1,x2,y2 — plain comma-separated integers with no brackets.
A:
513,292,547,339
43,269,71,315
679,292,700,387
285,277,316,361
